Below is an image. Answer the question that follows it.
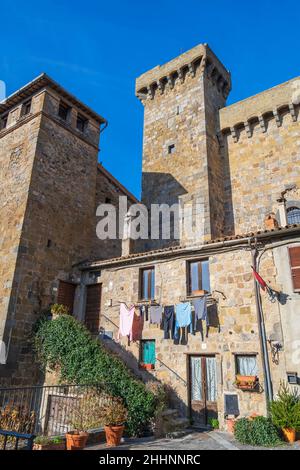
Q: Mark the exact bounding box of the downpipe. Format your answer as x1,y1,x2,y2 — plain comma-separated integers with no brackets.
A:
250,239,273,408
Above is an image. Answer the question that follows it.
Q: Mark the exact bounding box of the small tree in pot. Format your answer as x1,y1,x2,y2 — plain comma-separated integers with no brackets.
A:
66,390,103,450
99,396,128,447
269,382,300,443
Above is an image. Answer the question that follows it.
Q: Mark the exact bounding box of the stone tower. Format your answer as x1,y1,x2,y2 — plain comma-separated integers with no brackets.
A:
0,74,106,385
136,44,231,249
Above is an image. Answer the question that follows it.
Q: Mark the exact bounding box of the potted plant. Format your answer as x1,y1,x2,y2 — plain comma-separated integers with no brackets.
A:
269,382,300,443
208,417,219,430
140,363,155,370
33,435,65,450
50,303,70,318
235,375,258,391
99,396,128,447
66,390,103,450
225,416,236,433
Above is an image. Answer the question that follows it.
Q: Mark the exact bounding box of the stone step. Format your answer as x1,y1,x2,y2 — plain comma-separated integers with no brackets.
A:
170,417,190,429
161,408,179,418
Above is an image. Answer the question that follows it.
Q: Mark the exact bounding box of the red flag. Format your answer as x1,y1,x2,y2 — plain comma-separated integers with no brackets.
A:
251,266,267,291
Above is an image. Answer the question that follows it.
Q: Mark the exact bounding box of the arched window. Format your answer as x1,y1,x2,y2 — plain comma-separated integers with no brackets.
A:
287,206,300,224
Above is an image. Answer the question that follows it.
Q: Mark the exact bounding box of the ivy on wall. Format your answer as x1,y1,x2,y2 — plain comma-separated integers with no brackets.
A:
34,314,156,436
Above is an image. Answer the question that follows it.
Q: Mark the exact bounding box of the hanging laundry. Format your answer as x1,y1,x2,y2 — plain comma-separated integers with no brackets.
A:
117,303,135,341
163,306,175,339
150,305,163,325
132,310,144,341
174,302,192,345
139,305,149,322
192,296,209,330
174,326,189,345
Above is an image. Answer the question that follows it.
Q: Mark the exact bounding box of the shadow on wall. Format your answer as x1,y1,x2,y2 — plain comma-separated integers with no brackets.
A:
100,336,189,420
219,135,235,236
138,172,187,252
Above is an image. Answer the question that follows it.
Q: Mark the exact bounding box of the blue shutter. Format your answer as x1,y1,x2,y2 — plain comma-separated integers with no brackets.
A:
142,341,155,364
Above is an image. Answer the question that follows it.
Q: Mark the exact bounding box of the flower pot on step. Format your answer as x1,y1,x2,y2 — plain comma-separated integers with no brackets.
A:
226,418,236,433
33,442,65,451
282,427,296,443
65,431,89,450
139,363,154,370
104,425,125,447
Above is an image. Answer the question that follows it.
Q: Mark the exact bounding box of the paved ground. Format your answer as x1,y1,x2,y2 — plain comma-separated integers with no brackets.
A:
87,430,300,451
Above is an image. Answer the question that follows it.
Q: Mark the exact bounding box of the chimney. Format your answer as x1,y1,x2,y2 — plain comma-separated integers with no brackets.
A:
121,212,134,257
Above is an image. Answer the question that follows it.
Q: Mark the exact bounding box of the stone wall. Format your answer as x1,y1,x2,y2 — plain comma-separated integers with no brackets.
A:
91,166,137,260
220,76,300,235
137,44,230,251
0,88,101,385
95,244,286,427
0,93,44,384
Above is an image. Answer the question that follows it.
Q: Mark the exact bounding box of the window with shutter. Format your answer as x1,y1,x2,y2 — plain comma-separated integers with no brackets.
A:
140,340,156,365
289,246,300,292
57,281,76,314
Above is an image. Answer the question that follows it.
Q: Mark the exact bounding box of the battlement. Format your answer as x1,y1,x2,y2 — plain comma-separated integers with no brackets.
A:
136,43,231,101
220,76,300,142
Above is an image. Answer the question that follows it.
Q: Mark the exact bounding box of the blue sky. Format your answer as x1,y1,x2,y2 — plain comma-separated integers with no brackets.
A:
1,0,300,198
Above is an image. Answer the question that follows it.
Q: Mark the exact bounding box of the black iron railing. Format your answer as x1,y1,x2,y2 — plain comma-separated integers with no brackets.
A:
0,430,35,450
0,383,109,440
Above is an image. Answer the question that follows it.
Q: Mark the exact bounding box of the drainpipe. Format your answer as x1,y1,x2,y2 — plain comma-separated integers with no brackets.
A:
250,239,273,408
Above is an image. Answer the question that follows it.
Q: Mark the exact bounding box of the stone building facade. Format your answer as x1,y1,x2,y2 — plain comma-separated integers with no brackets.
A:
78,44,300,428
1,43,300,430
0,74,136,386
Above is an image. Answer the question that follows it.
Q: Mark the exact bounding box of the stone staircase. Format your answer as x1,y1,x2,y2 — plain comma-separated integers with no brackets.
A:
155,408,190,438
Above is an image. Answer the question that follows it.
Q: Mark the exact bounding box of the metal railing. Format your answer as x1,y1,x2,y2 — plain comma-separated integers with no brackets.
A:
0,383,110,438
0,430,35,450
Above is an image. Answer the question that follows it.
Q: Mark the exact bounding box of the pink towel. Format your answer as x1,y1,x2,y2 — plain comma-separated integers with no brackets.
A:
118,303,135,341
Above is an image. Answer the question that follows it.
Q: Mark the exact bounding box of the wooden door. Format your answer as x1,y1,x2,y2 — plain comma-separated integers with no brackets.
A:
85,284,101,334
189,355,218,425
57,281,76,314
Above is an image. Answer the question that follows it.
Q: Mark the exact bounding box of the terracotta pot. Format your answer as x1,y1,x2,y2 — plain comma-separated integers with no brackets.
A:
140,363,154,370
104,425,124,447
65,431,89,450
236,375,258,390
282,427,296,443
191,289,207,296
33,442,65,451
226,418,236,434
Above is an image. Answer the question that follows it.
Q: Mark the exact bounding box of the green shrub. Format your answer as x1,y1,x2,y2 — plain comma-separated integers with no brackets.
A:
208,417,219,429
34,315,156,436
234,416,282,447
269,382,300,430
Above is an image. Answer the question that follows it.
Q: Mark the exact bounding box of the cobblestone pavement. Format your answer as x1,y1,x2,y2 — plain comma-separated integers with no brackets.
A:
87,430,300,451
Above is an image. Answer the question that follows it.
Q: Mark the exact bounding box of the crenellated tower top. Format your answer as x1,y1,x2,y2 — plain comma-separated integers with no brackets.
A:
136,43,231,102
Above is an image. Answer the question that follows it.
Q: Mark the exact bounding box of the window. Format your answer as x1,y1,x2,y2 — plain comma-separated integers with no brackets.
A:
289,246,300,292
287,207,300,225
140,267,155,300
187,260,210,296
0,114,8,130
105,197,112,204
58,101,70,121
21,100,31,117
76,113,88,132
168,144,176,155
140,340,155,367
235,355,258,376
